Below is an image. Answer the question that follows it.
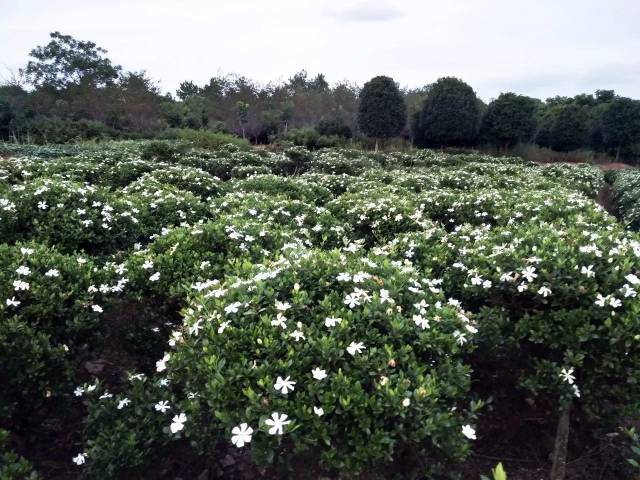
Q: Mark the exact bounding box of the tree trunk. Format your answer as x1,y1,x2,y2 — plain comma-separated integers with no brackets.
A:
550,405,571,480
374,139,379,152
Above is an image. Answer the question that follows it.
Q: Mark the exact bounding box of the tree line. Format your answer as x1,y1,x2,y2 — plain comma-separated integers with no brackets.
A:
2,32,640,160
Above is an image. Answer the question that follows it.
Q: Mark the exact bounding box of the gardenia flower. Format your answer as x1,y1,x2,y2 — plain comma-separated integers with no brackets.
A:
521,266,538,282
289,330,305,341
271,313,287,329
336,272,351,282
379,289,394,304
595,293,607,307
402,398,411,407
274,376,296,394
142,260,154,269
117,398,131,409
37,201,48,210
538,286,552,297
462,424,477,440
218,320,231,334
231,423,253,448
224,301,242,314
344,293,360,308
155,400,171,413
91,304,103,313
347,341,365,356
559,367,575,384
74,386,85,397
170,413,187,433
275,300,291,311
149,272,160,282
45,269,60,277
325,316,342,328
625,273,640,285
6,297,20,307
15,265,31,276
156,353,170,372
72,452,87,465
312,367,327,380
581,265,596,278
413,314,430,330
265,412,291,435
13,280,29,291
313,406,324,416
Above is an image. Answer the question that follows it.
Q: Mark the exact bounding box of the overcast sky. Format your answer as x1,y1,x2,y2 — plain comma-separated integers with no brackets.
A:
1,0,639,101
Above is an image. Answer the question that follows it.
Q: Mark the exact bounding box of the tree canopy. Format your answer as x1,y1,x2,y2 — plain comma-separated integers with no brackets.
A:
480,93,539,148
357,76,406,144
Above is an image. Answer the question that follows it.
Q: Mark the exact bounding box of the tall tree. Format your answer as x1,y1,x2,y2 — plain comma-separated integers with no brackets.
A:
21,32,121,89
480,93,539,151
415,77,480,148
357,75,406,150
602,97,640,160
548,103,590,152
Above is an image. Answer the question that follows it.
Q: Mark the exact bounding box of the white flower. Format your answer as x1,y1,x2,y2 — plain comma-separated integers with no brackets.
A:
224,301,241,314
312,367,327,381
37,201,48,210
413,314,430,330
462,424,476,440
74,386,85,397
595,293,607,307
313,406,324,416
609,297,622,309
346,341,365,356
325,316,342,328
13,280,29,291
336,272,351,282
402,398,411,407
274,376,296,394
170,413,187,434
275,300,291,311
149,272,160,282
156,353,170,372
625,273,640,285
581,265,595,278
559,367,575,384
142,260,154,269
188,319,203,336
231,423,253,448
289,330,305,341
572,384,581,398
72,452,87,465
117,398,131,409
265,412,291,435
91,304,103,313
218,320,231,334
538,286,552,297
16,265,31,276
271,313,287,329
6,297,20,308
20,247,34,255
45,269,60,277
379,289,394,304
344,293,360,308
155,400,171,413
521,266,537,282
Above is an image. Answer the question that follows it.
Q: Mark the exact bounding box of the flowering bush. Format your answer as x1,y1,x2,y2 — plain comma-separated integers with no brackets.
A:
156,249,478,476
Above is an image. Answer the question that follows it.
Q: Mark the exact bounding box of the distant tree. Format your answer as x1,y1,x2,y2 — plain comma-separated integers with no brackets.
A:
357,76,406,150
595,89,615,104
537,103,590,152
601,97,640,160
480,93,539,150
176,81,204,101
414,77,480,148
317,117,352,138
237,101,249,138
21,32,121,89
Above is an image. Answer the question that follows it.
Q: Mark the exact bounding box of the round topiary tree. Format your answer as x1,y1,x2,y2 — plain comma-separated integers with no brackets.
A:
357,76,406,151
480,92,539,151
414,77,481,148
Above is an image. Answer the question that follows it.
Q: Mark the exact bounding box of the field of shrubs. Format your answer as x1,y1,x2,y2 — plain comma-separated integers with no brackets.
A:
1,140,640,479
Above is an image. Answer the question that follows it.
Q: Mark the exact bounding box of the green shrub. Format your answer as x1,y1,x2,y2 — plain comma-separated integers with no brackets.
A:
146,249,476,477
0,429,39,479
162,128,250,150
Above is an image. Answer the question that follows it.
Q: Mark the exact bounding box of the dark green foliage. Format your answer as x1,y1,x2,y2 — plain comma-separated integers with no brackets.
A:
414,77,481,147
480,93,538,148
537,103,590,152
602,97,640,158
21,32,121,89
357,76,406,141
317,117,352,138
